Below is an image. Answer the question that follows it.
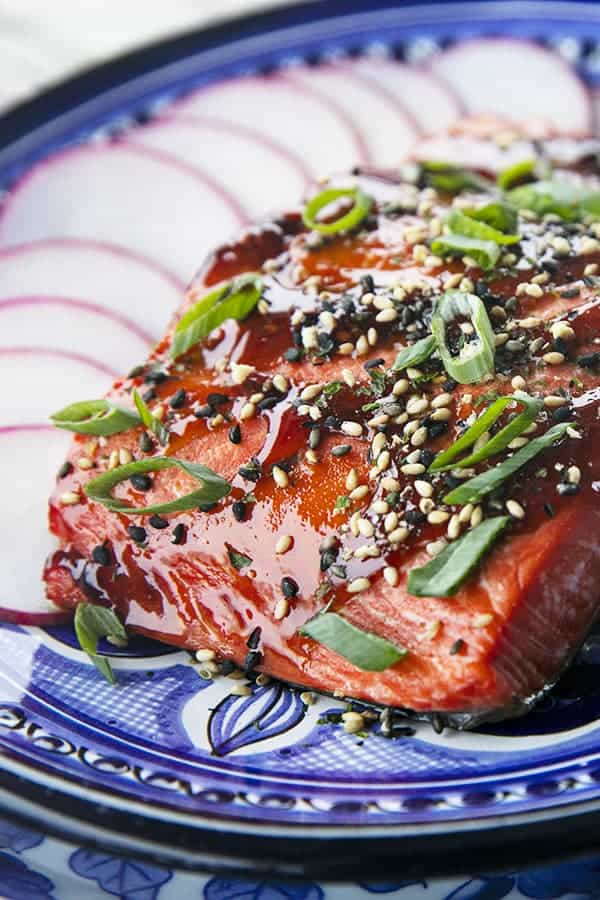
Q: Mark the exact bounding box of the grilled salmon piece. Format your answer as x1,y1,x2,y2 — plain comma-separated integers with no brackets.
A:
43,128,600,726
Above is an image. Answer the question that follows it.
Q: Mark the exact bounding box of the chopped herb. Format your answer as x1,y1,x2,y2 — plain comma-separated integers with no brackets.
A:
133,389,169,447
227,548,253,571
392,335,437,371
51,399,141,437
335,495,351,510
74,603,127,684
299,612,407,672
323,380,343,396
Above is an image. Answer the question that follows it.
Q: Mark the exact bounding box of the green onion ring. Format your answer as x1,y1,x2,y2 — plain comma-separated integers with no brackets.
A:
302,187,373,234
430,290,495,385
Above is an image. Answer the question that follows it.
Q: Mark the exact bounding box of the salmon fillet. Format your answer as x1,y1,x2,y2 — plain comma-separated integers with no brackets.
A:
43,123,600,726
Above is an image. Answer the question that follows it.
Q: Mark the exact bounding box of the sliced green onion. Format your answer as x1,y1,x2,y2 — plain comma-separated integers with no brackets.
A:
302,186,373,235
507,179,600,221
85,457,230,515
429,393,542,472
430,291,495,384
170,273,262,360
407,517,510,598
392,335,437,371
74,602,127,684
420,162,493,194
227,548,252,571
431,232,500,270
457,202,518,236
50,399,141,436
443,422,572,506
497,159,536,191
133,389,169,447
445,209,520,246
299,612,407,671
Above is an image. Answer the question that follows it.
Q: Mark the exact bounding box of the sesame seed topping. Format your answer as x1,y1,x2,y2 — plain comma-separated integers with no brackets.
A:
59,491,80,506
341,421,363,437
275,534,293,554
240,401,256,420
506,499,525,519
543,351,565,366
274,598,290,620
347,577,371,594
195,648,216,662
272,466,289,488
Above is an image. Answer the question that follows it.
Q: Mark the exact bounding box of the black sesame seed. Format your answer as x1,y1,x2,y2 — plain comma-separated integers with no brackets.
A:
128,364,145,379
258,396,279,411
360,274,374,293
130,474,152,491
232,500,247,522
382,403,403,416
324,415,340,430
195,404,213,418
552,337,569,356
442,378,458,392
427,422,448,440
331,444,351,457
577,351,600,368
560,288,580,299
364,357,385,370
149,514,169,529
449,638,465,655
58,461,73,478
419,449,435,468
431,713,445,735
552,405,572,423
171,523,186,545
92,544,111,566
142,387,156,403
229,424,241,444
128,525,147,544
207,392,229,406
139,432,154,453
405,508,426,525
282,576,299,597
320,548,337,571
238,465,261,482
219,660,235,676
246,627,262,650
330,564,347,579
169,388,186,409
144,370,168,385
557,482,580,496
444,474,461,491
284,347,302,362
244,650,262,672
544,502,555,518
309,427,321,450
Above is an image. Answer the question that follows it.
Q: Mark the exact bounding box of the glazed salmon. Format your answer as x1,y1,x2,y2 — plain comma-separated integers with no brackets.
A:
43,125,600,727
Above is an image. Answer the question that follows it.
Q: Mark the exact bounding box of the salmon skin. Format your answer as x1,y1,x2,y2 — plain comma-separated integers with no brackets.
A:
43,122,600,728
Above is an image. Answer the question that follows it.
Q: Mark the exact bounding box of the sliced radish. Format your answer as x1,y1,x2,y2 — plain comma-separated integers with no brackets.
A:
0,425,72,625
129,115,309,220
0,239,183,339
284,62,417,167
429,39,591,133
350,57,462,135
0,144,245,282
413,133,536,173
0,347,113,425
0,297,150,372
592,89,600,136
171,73,365,176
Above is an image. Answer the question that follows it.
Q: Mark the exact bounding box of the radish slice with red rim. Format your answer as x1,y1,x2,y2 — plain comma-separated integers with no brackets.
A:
0,240,183,340
284,62,417,167
0,347,114,425
0,144,245,283
170,73,366,176
0,296,151,372
350,57,462,135
429,38,591,133
129,116,309,221
0,426,72,625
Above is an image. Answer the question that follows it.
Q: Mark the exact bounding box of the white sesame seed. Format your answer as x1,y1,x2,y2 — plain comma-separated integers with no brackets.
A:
347,577,371,594
567,465,581,485
567,426,582,439
388,526,409,544
432,393,452,409
118,448,132,466
342,368,355,388
543,351,565,366
495,332,509,347
231,363,256,385
426,539,447,557
338,342,354,356
507,436,529,450
341,421,363,437
524,284,543,298
230,683,252,697
301,325,319,349
428,510,450,525
291,309,305,327
470,506,483,527
421,619,442,641
384,511,399,533
272,465,289,488
355,335,369,355
275,534,293,554
274,598,289,620
373,296,393,311
531,272,549,285
305,449,318,465
372,500,389,515
358,518,375,538
506,499,525,519
401,462,426,476
552,236,570,256
342,711,365,734
361,292,375,306
444,272,463,289
376,450,391,472
367,327,378,347
473,613,494,628
108,449,119,470
383,566,399,587
414,480,433,498
354,544,380,559
584,263,599,276
406,396,429,416
77,457,93,470
581,236,600,255
447,514,461,540
431,408,451,422
319,310,336,333
257,299,270,315
349,485,369,501
511,375,526,390
410,426,428,448
543,395,567,409
375,308,398,323
368,414,389,427
300,384,322,402
406,367,423,380
371,433,387,457
520,316,542,328
195,648,216,662
419,498,435,515
459,277,474,293
59,491,80,506
346,468,359,491
381,476,401,491
550,321,575,342
309,407,322,422
392,378,409,396
297,404,310,416
300,691,317,706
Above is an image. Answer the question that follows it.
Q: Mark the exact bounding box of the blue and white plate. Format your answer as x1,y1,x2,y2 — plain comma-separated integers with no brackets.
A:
3,1,600,896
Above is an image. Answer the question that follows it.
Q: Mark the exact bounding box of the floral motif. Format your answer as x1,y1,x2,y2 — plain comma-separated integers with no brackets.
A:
203,879,324,900
68,849,172,899
0,851,55,900
358,883,427,894
0,816,44,852
443,859,600,899
207,684,306,756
